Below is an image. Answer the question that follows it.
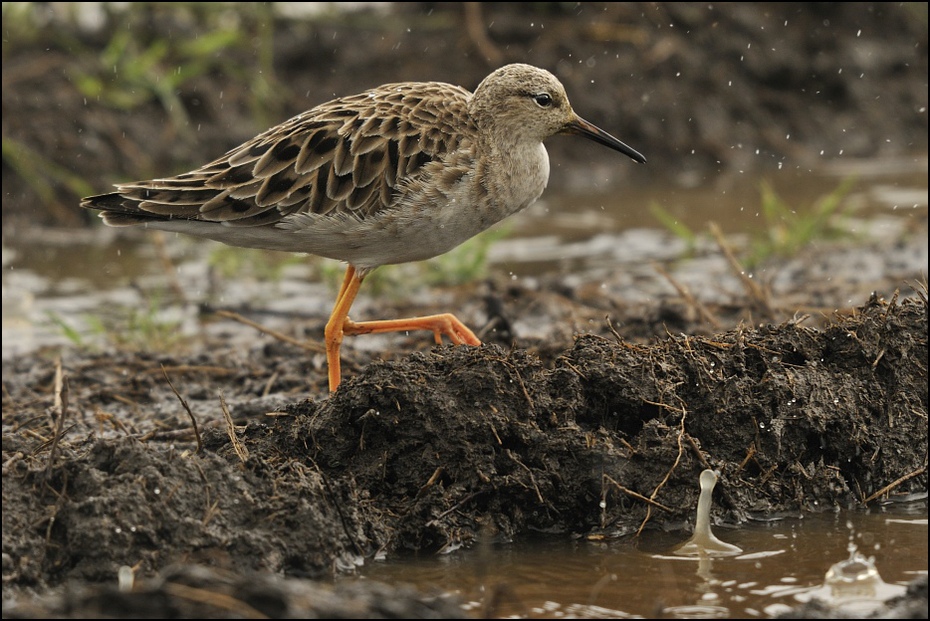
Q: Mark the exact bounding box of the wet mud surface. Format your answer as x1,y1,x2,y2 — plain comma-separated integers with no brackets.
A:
2,3,928,618
3,281,928,617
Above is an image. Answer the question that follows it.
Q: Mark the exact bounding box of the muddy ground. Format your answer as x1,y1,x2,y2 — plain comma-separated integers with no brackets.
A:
2,3,928,618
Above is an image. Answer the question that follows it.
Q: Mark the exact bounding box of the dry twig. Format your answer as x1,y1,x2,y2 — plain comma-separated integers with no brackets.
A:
219,394,249,463
162,365,203,454
215,309,326,353
708,221,774,317
653,262,722,329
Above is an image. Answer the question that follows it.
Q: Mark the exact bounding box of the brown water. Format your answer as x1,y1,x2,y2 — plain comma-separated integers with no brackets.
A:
353,505,927,618
492,154,929,275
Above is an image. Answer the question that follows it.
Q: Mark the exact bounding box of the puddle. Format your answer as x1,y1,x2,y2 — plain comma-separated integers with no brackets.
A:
353,506,927,618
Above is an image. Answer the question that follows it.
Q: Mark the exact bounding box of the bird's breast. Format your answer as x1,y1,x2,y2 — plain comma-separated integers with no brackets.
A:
442,141,550,238
483,141,550,222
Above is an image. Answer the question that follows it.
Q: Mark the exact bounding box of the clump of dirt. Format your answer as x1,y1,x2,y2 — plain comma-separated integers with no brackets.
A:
293,292,928,543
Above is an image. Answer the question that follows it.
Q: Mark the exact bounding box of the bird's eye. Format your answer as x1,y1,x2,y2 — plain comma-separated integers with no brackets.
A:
533,93,553,108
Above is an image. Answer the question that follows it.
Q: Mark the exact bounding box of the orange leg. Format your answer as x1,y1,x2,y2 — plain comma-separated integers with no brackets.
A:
324,266,363,393
324,265,482,392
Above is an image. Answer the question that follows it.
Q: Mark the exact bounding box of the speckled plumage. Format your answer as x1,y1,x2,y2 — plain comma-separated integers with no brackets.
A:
82,63,645,392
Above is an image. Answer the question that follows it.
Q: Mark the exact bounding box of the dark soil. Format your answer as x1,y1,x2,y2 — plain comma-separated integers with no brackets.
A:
2,3,928,618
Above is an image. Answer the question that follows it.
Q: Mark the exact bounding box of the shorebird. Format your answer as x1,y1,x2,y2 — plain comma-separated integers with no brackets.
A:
81,63,646,392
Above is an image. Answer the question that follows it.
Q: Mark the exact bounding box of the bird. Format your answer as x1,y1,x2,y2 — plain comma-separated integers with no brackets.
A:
81,63,646,393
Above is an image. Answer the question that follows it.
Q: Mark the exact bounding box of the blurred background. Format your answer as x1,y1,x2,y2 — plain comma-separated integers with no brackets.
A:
2,2,927,230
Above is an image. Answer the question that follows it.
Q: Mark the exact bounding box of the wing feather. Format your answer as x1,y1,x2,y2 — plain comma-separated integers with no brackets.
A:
83,81,475,228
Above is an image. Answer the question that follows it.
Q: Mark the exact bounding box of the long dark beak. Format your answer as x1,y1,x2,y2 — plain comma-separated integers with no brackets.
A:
564,116,646,164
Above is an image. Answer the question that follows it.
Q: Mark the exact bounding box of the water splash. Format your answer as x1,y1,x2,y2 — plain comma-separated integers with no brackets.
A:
673,469,743,557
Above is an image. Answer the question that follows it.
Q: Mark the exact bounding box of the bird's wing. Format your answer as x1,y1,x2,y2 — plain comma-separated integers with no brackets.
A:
82,82,474,227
